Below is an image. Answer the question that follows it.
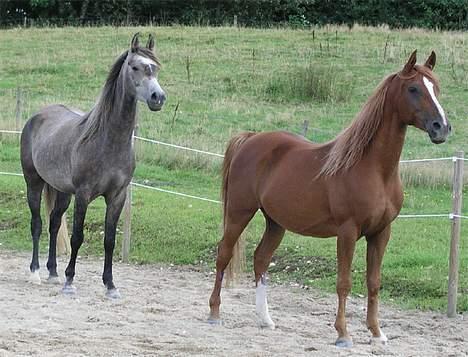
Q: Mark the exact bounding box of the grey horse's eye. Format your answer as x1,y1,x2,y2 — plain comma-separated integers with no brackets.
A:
132,66,139,71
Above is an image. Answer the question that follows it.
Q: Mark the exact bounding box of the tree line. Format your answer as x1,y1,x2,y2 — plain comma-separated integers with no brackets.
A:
1,0,467,30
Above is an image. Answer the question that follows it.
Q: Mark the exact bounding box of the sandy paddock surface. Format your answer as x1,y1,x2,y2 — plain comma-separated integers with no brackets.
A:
0,250,467,357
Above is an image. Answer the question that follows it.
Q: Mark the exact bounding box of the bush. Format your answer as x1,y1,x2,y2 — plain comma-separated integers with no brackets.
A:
0,0,467,30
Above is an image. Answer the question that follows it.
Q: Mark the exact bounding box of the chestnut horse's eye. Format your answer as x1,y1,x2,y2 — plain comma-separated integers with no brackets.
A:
408,86,418,93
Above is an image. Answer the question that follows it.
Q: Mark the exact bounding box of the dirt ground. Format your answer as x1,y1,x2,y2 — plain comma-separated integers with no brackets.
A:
0,250,467,357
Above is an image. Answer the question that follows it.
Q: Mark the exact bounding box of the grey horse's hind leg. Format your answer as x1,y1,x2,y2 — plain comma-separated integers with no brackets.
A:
46,191,72,283
102,188,127,299
63,192,88,294
25,175,45,284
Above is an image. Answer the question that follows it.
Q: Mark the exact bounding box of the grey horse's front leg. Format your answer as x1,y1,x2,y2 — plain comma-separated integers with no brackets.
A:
102,187,127,299
63,192,89,294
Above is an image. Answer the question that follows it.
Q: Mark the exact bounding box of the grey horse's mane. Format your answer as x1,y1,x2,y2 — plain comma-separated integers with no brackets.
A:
79,47,159,142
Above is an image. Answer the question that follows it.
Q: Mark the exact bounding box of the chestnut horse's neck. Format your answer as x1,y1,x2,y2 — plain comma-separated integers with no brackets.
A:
365,103,407,179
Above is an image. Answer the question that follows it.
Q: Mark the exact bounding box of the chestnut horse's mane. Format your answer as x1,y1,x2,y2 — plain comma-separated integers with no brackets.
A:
319,65,438,177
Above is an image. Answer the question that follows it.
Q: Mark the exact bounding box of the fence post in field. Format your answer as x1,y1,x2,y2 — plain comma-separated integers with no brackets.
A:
121,127,138,263
447,151,464,317
15,87,23,132
233,15,238,27
121,183,132,263
302,120,309,137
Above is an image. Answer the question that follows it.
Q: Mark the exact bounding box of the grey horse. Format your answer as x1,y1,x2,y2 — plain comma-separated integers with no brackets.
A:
20,33,166,298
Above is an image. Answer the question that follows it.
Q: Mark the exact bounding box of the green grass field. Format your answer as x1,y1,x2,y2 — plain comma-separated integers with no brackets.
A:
0,25,467,312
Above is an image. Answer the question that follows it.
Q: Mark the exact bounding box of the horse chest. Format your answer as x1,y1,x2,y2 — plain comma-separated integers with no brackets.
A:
360,183,403,235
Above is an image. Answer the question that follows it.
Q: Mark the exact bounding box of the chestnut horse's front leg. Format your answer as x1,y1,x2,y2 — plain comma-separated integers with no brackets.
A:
365,225,391,344
334,223,359,348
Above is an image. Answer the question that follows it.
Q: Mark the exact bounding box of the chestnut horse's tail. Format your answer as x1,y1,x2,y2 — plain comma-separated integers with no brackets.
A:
44,184,70,255
222,132,256,286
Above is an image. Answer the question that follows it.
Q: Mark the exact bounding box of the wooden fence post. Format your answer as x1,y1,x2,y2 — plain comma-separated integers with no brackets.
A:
121,183,132,263
15,87,23,132
121,126,138,263
302,120,309,137
447,151,464,317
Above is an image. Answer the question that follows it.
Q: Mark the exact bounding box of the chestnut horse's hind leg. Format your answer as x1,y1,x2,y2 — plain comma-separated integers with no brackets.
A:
254,214,285,329
366,225,391,345
208,209,256,324
46,191,72,284
335,223,359,348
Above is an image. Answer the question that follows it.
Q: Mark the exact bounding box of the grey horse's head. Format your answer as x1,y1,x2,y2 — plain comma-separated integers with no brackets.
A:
125,33,166,111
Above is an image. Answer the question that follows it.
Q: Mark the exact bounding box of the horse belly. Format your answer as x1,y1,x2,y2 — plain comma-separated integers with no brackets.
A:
260,185,337,238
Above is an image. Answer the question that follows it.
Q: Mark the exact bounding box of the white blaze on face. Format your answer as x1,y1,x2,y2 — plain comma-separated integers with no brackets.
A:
134,55,165,103
423,76,447,125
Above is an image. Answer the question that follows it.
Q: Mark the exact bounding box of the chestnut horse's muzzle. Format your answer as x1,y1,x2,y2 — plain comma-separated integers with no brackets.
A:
426,116,451,144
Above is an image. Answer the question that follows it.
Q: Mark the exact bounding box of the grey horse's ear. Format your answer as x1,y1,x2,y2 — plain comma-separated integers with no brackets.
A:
424,51,436,70
402,50,417,75
146,34,155,51
130,33,140,53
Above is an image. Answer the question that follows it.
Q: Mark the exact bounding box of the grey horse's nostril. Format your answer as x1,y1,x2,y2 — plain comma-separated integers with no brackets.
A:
151,92,166,105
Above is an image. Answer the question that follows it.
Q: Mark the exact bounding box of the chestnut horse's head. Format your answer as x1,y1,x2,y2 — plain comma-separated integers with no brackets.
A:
391,50,451,144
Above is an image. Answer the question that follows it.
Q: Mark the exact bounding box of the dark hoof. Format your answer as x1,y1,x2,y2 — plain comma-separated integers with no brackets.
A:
106,288,121,299
335,337,353,348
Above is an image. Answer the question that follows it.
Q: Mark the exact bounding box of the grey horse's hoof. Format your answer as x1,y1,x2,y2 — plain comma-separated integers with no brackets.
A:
335,337,353,348
62,283,77,295
207,318,223,326
106,288,121,299
47,276,61,285
29,271,41,285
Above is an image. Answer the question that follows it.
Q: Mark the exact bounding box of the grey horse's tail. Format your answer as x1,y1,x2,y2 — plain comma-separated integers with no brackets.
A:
43,185,70,255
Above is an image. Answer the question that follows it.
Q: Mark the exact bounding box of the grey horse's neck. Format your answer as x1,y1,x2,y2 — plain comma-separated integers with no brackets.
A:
81,52,137,146
104,66,137,145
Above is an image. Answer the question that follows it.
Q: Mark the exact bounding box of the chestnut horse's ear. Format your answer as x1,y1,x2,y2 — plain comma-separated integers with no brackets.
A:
424,51,436,70
402,50,417,74
130,32,140,53
146,34,155,51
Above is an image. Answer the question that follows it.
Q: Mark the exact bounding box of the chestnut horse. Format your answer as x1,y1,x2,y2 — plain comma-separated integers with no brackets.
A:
208,51,450,347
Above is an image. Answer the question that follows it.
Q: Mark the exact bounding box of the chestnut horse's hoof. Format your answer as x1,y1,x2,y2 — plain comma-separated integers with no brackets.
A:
371,334,388,345
335,337,353,348
106,288,121,299
258,319,275,330
207,317,223,326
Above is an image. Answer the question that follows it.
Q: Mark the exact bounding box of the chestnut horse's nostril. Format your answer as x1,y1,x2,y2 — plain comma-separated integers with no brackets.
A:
432,121,441,130
448,123,452,133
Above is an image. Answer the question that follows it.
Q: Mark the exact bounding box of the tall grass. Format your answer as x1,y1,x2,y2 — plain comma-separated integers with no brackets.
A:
264,64,353,103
